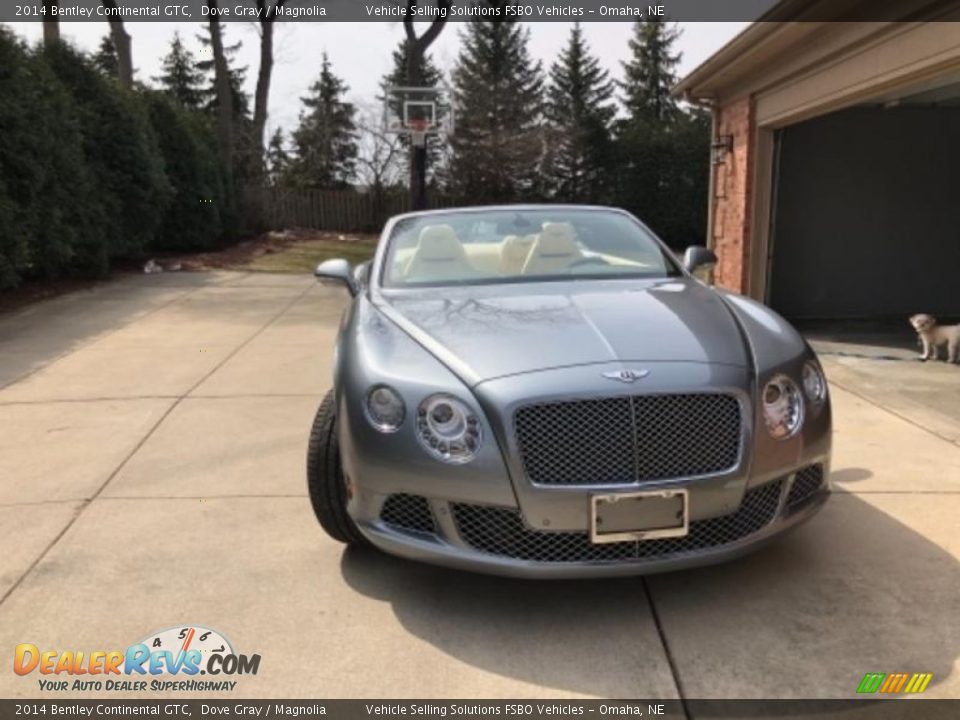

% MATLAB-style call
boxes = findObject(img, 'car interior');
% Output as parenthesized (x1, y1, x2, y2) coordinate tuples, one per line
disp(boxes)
(386, 214, 674, 286)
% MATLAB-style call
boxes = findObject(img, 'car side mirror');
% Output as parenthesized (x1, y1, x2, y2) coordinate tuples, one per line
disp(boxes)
(682, 246, 718, 277)
(315, 258, 359, 297)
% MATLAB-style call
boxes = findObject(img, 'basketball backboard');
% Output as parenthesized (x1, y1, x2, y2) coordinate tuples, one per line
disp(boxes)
(383, 84, 454, 146)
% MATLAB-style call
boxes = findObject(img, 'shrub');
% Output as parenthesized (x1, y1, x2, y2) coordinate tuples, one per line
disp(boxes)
(42, 42, 171, 262)
(143, 91, 226, 252)
(0, 29, 105, 286)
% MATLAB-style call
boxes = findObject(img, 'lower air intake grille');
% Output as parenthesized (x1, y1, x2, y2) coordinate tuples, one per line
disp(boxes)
(452, 479, 783, 564)
(786, 464, 825, 509)
(380, 494, 436, 535)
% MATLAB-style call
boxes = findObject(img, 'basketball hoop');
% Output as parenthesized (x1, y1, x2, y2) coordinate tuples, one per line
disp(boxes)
(382, 84, 454, 146)
(381, 85, 454, 209)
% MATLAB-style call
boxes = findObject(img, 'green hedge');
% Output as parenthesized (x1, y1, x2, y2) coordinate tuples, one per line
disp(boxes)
(0, 28, 231, 290)
(143, 91, 226, 252)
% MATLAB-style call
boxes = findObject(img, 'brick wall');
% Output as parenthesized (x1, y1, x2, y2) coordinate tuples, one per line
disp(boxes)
(710, 95, 755, 294)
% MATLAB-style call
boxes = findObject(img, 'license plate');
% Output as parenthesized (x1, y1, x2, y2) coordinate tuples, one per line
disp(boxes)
(590, 489, 689, 544)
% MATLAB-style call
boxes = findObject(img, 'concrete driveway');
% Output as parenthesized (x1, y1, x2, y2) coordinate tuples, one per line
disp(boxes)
(1, 272, 957, 700)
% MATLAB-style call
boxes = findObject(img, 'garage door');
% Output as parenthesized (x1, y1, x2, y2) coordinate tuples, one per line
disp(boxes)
(767, 104, 960, 319)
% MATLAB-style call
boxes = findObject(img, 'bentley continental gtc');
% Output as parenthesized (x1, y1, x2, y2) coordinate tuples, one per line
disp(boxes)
(307, 206, 831, 577)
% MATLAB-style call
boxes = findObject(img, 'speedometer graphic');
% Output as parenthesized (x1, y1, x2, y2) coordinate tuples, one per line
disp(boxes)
(137, 625, 234, 661)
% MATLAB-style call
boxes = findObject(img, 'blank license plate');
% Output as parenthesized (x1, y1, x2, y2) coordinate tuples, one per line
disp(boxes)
(590, 489, 689, 544)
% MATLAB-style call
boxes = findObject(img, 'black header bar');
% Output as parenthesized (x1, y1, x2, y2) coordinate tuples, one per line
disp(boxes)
(4, 0, 958, 23)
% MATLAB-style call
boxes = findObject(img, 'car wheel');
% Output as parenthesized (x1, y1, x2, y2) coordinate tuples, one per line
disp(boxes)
(306, 390, 369, 546)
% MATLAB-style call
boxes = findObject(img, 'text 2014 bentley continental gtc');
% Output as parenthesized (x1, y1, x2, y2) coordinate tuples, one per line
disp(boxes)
(307, 206, 831, 578)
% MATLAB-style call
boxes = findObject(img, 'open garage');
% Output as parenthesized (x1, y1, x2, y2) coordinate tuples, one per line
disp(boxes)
(675, 3, 960, 320)
(769, 85, 960, 318)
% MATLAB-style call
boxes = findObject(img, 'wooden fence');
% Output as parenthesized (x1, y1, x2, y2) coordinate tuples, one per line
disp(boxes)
(243, 187, 457, 233)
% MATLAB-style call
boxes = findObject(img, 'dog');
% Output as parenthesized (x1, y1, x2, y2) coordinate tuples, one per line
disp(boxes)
(909, 314, 960, 363)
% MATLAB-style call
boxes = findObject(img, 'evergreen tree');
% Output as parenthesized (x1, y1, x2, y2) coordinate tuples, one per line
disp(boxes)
(143, 90, 226, 251)
(614, 21, 709, 249)
(196, 25, 255, 187)
(44, 42, 171, 262)
(657, 108, 710, 248)
(0, 29, 104, 285)
(155, 32, 205, 110)
(196, 26, 251, 121)
(382, 38, 442, 102)
(620, 19, 681, 124)
(546, 23, 615, 203)
(265, 127, 290, 186)
(446, 21, 545, 203)
(288, 54, 358, 190)
(93, 34, 118, 79)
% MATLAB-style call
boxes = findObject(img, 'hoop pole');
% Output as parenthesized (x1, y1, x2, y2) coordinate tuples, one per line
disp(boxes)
(412, 144, 427, 211)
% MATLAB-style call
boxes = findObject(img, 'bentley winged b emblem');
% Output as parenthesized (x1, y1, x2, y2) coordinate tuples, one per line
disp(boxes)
(602, 369, 650, 383)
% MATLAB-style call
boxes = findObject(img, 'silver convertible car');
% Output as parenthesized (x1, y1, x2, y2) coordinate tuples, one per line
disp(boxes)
(308, 205, 831, 578)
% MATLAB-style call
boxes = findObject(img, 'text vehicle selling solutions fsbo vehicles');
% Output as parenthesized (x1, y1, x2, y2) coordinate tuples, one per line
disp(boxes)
(307, 206, 831, 577)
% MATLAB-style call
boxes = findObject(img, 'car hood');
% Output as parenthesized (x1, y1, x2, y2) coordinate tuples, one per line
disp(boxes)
(377, 278, 749, 385)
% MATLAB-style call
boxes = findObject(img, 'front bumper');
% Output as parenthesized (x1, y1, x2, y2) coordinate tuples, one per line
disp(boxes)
(351, 463, 830, 578)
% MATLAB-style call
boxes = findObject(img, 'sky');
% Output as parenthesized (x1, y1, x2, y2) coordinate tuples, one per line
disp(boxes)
(7, 21, 747, 136)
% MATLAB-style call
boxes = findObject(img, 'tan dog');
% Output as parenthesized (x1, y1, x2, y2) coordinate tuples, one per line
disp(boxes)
(909, 314, 960, 363)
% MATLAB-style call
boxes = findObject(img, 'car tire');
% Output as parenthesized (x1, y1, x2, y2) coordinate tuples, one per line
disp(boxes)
(307, 390, 369, 546)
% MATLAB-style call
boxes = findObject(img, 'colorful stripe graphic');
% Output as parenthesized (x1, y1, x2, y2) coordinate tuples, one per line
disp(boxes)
(857, 672, 932, 694)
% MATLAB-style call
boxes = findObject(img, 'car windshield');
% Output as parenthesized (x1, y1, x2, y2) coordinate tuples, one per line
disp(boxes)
(381, 208, 681, 288)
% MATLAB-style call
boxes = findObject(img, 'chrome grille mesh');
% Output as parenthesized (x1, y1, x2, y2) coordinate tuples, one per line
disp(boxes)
(515, 393, 742, 485)
(786, 464, 824, 509)
(380, 494, 436, 535)
(452, 479, 783, 564)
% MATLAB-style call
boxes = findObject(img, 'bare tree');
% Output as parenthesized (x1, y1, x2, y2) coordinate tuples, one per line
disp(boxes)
(402, 0, 451, 209)
(100, 2, 133, 90)
(252, 0, 289, 181)
(205, 1, 235, 198)
(42, 0, 59, 45)
(355, 103, 404, 197)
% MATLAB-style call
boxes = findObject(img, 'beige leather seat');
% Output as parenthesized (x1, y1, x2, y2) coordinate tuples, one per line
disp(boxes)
(403, 225, 475, 282)
(521, 223, 582, 275)
(499, 234, 537, 275)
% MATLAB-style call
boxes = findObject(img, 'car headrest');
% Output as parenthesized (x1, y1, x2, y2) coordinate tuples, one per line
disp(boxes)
(500, 235, 537, 262)
(414, 225, 467, 262)
(537, 223, 579, 258)
(500, 234, 536, 272)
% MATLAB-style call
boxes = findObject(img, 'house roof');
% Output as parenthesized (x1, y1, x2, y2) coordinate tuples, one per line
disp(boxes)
(672, 0, 941, 101)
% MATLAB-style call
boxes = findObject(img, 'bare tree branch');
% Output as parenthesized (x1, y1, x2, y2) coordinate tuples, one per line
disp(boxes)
(355, 103, 404, 193)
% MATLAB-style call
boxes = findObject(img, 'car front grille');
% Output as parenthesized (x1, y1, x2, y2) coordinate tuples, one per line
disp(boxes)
(380, 494, 436, 535)
(451, 479, 783, 564)
(514, 393, 742, 486)
(786, 464, 825, 509)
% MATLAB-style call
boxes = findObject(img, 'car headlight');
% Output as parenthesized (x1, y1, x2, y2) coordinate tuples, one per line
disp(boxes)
(802, 361, 827, 404)
(416, 394, 482, 464)
(365, 385, 405, 432)
(762, 375, 804, 440)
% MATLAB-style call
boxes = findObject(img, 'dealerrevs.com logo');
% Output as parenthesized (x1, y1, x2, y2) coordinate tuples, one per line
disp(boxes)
(14, 625, 260, 692)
